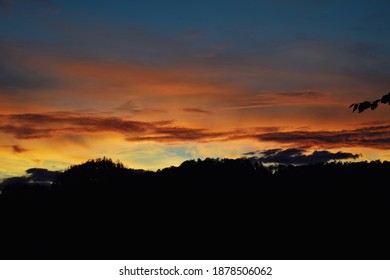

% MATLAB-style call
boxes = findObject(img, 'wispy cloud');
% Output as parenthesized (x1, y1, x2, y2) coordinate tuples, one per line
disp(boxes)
(116, 100, 143, 114)
(11, 144, 28, 153)
(0, 112, 225, 142)
(256, 125, 390, 150)
(223, 91, 335, 110)
(116, 100, 165, 114)
(182, 107, 212, 114)
(126, 127, 226, 143)
(0, 112, 163, 139)
(1, 112, 390, 150)
(0, 124, 52, 139)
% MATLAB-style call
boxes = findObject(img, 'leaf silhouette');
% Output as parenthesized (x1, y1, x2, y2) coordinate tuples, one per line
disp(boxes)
(381, 93, 389, 104)
(358, 101, 371, 113)
(350, 92, 390, 113)
(371, 100, 380, 110)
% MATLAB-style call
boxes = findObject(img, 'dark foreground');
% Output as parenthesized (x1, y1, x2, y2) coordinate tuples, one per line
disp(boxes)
(1, 158, 389, 259)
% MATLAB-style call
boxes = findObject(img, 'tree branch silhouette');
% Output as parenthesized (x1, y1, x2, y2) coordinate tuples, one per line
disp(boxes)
(350, 92, 390, 113)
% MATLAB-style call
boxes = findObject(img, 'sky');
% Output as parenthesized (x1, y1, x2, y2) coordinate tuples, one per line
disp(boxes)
(1, 0, 390, 178)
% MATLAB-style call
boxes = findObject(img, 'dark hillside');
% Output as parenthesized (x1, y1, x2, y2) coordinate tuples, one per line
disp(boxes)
(1, 158, 389, 259)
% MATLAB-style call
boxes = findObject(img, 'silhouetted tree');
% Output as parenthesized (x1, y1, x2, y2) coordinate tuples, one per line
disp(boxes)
(350, 92, 390, 113)
(52, 157, 130, 192)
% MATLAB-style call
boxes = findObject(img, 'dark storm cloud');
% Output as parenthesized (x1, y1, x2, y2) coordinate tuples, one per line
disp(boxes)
(246, 148, 360, 165)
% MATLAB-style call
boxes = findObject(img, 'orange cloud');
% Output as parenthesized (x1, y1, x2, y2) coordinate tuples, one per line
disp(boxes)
(2, 111, 389, 151)
(255, 125, 390, 150)
(0, 112, 165, 139)
(0, 112, 232, 144)
(2, 46, 387, 135)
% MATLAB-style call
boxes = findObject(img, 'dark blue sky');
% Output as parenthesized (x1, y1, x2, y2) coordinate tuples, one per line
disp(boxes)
(2, 0, 390, 62)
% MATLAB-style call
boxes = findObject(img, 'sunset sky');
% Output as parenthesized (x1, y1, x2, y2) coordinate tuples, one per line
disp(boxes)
(1, 0, 390, 179)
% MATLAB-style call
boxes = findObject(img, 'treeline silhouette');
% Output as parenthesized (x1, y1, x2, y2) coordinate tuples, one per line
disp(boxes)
(1, 157, 390, 259)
